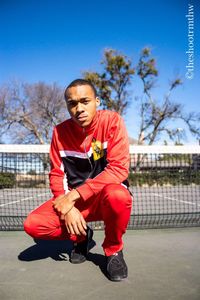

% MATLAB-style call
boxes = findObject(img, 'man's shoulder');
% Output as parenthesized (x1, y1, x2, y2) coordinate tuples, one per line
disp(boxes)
(98, 110, 121, 121)
(54, 119, 72, 132)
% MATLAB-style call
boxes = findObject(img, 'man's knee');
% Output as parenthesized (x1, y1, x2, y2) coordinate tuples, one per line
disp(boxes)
(24, 213, 41, 238)
(101, 184, 132, 212)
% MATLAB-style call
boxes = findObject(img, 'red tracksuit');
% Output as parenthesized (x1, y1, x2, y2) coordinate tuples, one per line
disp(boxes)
(24, 110, 132, 256)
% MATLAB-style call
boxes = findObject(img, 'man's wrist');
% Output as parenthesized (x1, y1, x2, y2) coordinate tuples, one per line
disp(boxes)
(70, 189, 81, 203)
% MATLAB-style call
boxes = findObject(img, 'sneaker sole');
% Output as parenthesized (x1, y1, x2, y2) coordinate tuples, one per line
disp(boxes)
(107, 273, 128, 282)
(70, 256, 87, 264)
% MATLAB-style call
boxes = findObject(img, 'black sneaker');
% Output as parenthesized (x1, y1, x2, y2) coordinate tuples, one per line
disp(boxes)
(106, 250, 128, 281)
(69, 226, 93, 264)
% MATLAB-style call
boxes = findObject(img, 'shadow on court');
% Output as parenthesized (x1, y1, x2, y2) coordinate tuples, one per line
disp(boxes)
(0, 228, 200, 300)
(18, 238, 108, 280)
(18, 239, 107, 273)
(18, 239, 74, 261)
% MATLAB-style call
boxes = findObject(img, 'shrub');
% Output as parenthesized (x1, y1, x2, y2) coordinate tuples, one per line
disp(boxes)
(0, 172, 16, 189)
(128, 170, 200, 186)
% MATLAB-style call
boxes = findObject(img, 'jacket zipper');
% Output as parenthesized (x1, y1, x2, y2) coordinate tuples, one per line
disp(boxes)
(83, 128, 93, 176)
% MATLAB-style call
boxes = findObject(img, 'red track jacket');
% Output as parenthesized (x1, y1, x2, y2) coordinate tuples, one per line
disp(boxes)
(49, 110, 130, 202)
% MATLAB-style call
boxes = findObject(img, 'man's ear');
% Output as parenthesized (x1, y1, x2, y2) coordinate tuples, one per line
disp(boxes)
(96, 97, 100, 107)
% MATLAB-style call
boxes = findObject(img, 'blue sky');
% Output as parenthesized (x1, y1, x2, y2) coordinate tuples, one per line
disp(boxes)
(0, 0, 199, 144)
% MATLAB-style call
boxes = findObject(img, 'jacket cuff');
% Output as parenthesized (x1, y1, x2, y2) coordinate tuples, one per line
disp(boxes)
(76, 183, 94, 201)
(52, 190, 65, 198)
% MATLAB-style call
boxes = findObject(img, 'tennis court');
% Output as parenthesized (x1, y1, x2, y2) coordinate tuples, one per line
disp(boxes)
(0, 144, 200, 229)
(0, 145, 200, 299)
(0, 228, 200, 300)
(0, 185, 200, 228)
(1, 185, 200, 215)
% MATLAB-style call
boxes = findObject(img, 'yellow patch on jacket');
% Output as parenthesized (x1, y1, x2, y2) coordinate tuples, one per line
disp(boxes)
(91, 139, 104, 161)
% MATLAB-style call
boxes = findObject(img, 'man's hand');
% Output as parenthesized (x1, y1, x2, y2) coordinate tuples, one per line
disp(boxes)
(63, 206, 87, 236)
(52, 189, 81, 216)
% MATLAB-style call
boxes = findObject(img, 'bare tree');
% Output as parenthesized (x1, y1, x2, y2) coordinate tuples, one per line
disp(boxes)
(1, 48, 199, 146)
(0, 81, 67, 144)
(136, 48, 200, 145)
(83, 47, 200, 144)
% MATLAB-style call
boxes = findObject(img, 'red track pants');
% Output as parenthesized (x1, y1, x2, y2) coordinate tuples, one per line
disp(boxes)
(24, 184, 132, 256)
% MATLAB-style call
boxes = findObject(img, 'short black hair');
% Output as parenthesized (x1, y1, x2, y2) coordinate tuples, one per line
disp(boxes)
(64, 78, 97, 100)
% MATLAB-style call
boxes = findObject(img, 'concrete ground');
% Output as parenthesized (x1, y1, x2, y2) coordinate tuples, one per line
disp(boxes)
(0, 228, 200, 300)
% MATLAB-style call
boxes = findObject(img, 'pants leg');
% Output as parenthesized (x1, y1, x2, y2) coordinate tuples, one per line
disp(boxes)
(24, 184, 132, 255)
(24, 198, 85, 243)
(98, 184, 132, 256)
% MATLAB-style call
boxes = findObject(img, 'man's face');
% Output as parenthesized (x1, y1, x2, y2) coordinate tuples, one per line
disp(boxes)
(65, 85, 100, 128)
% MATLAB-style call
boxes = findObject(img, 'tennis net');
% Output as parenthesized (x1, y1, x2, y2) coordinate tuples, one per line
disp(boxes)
(0, 144, 200, 230)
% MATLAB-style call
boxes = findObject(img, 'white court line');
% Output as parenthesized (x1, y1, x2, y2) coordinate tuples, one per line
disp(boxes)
(153, 193, 200, 207)
(0, 193, 49, 208)
(0, 189, 48, 198)
(0, 190, 31, 198)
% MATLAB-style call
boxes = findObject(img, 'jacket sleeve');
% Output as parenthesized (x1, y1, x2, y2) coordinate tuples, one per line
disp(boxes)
(49, 127, 69, 197)
(76, 113, 130, 201)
